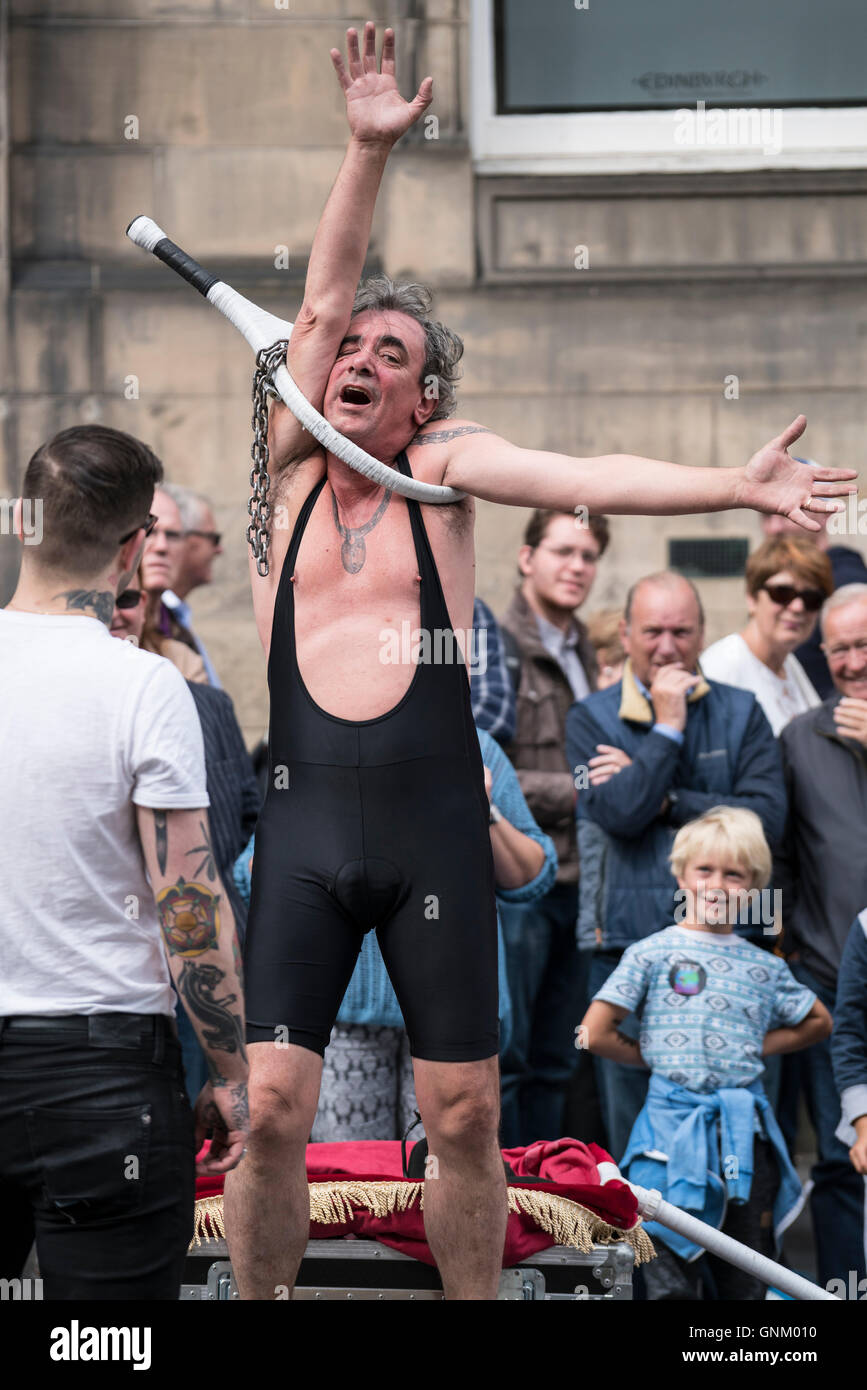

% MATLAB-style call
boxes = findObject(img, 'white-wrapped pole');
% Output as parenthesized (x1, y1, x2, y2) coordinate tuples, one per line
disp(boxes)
(632, 1184, 839, 1302)
(126, 215, 464, 505)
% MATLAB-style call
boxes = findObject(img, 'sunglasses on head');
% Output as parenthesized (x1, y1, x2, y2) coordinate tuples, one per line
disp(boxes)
(118, 513, 158, 546)
(116, 589, 144, 610)
(761, 583, 825, 613)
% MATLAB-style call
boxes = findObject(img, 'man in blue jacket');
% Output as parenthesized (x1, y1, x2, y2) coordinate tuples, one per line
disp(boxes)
(566, 571, 786, 1158)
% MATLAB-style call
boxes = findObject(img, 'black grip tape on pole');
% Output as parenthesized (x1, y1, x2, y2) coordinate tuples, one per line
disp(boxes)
(151, 236, 219, 298)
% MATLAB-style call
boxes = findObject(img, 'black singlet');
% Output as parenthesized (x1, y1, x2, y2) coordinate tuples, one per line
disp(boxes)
(243, 451, 499, 1061)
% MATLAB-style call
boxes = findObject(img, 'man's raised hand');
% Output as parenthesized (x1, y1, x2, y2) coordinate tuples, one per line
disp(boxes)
(649, 664, 696, 733)
(330, 22, 433, 148)
(833, 696, 867, 748)
(739, 415, 857, 531)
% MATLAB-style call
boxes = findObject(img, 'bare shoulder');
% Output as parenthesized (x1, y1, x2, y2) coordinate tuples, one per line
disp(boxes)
(399, 424, 478, 537)
(407, 420, 495, 513)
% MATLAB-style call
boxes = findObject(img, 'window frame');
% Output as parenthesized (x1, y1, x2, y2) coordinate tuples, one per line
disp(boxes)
(471, 0, 867, 176)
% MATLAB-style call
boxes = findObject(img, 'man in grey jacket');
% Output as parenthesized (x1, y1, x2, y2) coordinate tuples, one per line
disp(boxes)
(774, 583, 867, 1291)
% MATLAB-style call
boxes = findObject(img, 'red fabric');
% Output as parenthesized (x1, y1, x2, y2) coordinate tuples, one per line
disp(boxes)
(195, 1138, 639, 1267)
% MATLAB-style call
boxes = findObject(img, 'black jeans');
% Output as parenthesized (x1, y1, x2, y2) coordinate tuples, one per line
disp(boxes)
(0, 1013, 195, 1300)
(499, 881, 582, 1148)
(778, 961, 867, 1290)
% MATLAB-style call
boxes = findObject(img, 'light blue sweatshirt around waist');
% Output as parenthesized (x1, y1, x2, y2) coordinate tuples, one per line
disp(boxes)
(620, 1072, 803, 1261)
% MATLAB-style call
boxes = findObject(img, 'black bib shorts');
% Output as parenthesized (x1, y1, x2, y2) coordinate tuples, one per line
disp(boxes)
(243, 451, 499, 1063)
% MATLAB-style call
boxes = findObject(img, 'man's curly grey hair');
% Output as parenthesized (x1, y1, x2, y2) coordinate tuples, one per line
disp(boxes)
(351, 275, 464, 422)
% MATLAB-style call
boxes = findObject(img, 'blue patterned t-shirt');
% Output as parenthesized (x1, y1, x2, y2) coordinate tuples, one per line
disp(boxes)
(593, 925, 815, 1093)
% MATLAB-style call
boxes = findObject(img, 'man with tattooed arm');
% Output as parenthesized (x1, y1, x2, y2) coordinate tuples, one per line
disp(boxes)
(0, 424, 249, 1299)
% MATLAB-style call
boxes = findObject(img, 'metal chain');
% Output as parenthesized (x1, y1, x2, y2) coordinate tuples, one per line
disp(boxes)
(247, 339, 289, 578)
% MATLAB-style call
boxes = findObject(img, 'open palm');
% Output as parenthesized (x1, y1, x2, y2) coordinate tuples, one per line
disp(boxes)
(331, 22, 433, 146)
(741, 415, 857, 529)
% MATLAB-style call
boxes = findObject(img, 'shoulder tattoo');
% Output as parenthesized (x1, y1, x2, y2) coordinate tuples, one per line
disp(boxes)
(411, 426, 493, 447)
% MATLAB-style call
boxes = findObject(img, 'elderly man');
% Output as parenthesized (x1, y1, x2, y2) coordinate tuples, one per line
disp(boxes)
(225, 23, 853, 1302)
(774, 583, 867, 1291)
(565, 571, 787, 1159)
(160, 484, 224, 689)
(138, 486, 207, 678)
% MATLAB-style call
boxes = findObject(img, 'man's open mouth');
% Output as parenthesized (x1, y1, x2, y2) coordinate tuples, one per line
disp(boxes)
(339, 384, 373, 406)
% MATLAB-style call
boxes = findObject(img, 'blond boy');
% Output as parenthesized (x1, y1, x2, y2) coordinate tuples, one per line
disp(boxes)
(581, 806, 831, 1300)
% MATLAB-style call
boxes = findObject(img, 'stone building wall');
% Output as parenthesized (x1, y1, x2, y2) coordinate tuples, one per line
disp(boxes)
(2, 0, 865, 744)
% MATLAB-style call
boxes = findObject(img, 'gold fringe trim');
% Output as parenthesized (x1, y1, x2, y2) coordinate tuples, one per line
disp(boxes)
(192, 1182, 655, 1265)
(308, 1179, 423, 1227)
(192, 1195, 227, 1245)
(505, 1186, 656, 1266)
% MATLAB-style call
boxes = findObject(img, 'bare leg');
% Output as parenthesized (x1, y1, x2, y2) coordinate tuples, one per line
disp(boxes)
(223, 1042, 322, 1300)
(413, 1055, 507, 1300)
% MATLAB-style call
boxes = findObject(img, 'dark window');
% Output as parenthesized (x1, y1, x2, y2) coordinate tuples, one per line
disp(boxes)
(668, 538, 750, 579)
(495, 0, 867, 114)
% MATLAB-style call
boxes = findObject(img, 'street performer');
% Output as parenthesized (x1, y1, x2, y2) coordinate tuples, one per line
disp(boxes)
(224, 21, 856, 1301)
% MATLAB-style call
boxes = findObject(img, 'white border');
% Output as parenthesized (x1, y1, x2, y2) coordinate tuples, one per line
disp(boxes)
(470, 0, 867, 175)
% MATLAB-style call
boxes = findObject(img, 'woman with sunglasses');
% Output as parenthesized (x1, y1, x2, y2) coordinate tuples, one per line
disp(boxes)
(700, 537, 833, 736)
(110, 563, 207, 684)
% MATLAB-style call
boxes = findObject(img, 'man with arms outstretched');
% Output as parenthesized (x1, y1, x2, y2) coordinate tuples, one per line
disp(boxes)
(225, 22, 855, 1301)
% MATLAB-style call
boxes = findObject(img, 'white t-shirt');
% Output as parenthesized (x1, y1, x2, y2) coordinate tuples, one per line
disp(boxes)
(700, 631, 821, 737)
(0, 611, 209, 1016)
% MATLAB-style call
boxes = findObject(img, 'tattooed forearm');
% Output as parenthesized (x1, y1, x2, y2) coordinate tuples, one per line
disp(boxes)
(177, 958, 247, 1063)
(200, 1083, 249, 1131)
(156, 878, 247, 1077)
(232, 934, 245, 992)
(411, 426, 493, 446)
(186, 819, 216, 881)
(154, 811, 168, 876)
(157, 877, 220, 955)
(55, 589, 115, 625)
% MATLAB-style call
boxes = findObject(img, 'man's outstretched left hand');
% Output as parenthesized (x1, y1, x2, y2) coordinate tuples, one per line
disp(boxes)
(739, 415, 857, 530)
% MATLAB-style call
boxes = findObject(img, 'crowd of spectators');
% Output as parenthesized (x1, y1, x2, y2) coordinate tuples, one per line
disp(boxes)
(502, 494, 867, 1298)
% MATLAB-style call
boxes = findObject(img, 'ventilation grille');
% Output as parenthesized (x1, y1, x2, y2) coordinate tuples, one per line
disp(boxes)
(668, 538, 749, 578)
